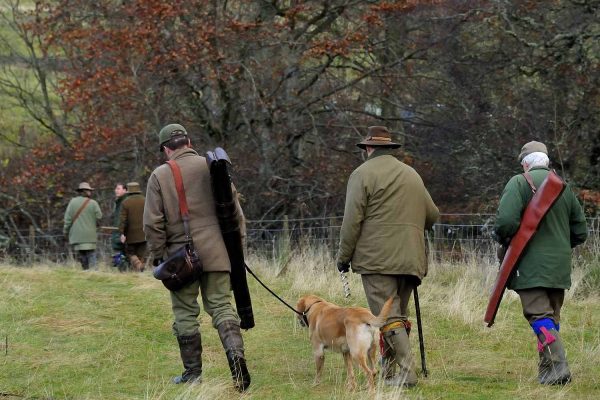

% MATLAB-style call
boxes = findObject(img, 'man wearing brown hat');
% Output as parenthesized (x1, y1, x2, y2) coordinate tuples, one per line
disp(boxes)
(337, 126, 439, 387)
(494, 140, 587, 385)
(63, 182, 103, 270)
(143, 123, 250, 391)
(119, 182, 147, 272)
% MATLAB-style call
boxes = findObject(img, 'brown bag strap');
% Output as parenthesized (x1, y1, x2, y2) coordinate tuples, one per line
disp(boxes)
(522, 172, 537, 194)
(166, 160, 192, 240)
(71, 198, 91, 226)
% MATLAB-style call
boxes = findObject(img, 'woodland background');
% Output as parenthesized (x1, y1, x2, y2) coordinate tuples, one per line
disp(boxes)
(0, 0, 599, 248)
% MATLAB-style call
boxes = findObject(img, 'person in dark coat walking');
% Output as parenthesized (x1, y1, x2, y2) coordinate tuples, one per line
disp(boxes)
(494, 141, 587, 385)
(119, 182, 147, 272)
(111, 182, 129, 270)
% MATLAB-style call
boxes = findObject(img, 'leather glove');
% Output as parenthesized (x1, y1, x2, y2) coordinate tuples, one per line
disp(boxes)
(337, 261, 350, 273)
(152, 258, 163, 267)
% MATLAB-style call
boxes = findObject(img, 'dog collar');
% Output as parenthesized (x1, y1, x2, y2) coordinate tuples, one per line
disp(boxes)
(302, 300, 322, 326)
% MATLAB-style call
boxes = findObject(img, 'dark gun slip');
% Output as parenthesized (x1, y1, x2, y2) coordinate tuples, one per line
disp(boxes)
(207, 147, 255, 330)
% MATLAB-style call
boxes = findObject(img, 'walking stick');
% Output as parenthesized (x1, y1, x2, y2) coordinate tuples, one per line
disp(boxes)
(413, 286, 428, 377)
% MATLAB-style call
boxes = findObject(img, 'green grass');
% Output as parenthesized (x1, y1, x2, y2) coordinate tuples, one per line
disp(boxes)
(0, 253, 599, 400)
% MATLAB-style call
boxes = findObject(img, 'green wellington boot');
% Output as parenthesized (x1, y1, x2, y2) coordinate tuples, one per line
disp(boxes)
(537, 327, 571, 385)
(383, 327, 418, 387)
(172, 333, 202, 384)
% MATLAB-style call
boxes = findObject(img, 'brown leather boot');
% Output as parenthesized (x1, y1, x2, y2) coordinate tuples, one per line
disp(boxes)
(172, 333, 202, 384)
(217, 320, 251, 392)
(129, 255, 144, 272)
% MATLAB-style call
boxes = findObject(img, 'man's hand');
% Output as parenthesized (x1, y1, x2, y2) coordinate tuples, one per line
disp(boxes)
(337, 261, 350, 273)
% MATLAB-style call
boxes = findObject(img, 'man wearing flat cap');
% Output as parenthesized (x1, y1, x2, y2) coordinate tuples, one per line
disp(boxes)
(494, 140, 587, 385)
(143, 123, 250, 391)
(63, 182, 103, 270)
(336, 126, 439, 387)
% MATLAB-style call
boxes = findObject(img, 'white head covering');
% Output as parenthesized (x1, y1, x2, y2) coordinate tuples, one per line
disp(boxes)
(521, 151, 549, 170)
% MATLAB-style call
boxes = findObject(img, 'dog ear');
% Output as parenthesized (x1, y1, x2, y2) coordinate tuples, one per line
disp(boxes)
(296, 297, 306, 312)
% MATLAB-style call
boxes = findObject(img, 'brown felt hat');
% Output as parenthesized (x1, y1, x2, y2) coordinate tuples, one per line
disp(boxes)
(356, 126, 401, 149)
(126, 182, 141, 194)
(518, 141, 548, 162)
(77, 182, 94, 191)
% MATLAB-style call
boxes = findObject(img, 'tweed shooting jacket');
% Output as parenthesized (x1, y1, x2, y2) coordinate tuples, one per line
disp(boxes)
(143, 147, 245, 272)
(337, 148, 439, 280)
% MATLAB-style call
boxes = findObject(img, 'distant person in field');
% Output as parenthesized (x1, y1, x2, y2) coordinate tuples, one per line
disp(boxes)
(111, 182, 129, 271)
(63, 182, 103, 270)
(143, 123, 250, 391)
(336, 126, 439, 388)
(119, 182, 147, 272)
(494, 141, 587, 385)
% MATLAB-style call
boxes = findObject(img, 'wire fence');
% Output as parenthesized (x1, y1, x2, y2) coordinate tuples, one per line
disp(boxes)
(0, 215, 598, 265)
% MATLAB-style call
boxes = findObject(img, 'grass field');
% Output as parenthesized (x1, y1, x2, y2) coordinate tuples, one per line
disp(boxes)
(0, 250, 599, 400)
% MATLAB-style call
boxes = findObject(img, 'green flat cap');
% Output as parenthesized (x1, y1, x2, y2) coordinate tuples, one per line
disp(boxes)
(518, 141, 547, 162)
(158, 123, 188, 152)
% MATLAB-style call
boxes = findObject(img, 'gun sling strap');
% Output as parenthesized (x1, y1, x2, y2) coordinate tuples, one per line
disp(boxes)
(70, 197, 91, 230)
(166, 160, 192, 242)
(484, 170, 566, 327)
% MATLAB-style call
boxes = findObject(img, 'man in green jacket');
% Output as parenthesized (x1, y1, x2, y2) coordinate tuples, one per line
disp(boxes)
(119, 182, 147, 272)
(337, 126, 439, 387)
(494, 141, 587, 385)
(143, 123, 250, 391)
(63, 182, 103, 270)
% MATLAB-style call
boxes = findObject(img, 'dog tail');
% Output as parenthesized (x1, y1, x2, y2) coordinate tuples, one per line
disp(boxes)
(370, 297, 394, 328)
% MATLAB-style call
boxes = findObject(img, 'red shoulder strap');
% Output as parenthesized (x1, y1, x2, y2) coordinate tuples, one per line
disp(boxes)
(166, 160, 189, 218)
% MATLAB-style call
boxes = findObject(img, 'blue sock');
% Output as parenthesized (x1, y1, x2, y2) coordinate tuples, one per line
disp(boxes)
(531, 318, 556, 336)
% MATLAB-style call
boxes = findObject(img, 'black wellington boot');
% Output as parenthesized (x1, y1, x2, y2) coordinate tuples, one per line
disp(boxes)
(172, 333, 202, 384)
(217, 320, 251, 392)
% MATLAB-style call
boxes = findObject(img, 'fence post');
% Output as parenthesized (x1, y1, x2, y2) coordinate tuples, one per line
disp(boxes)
(329, 219, 335, 259)
(29, 225, 35, 265)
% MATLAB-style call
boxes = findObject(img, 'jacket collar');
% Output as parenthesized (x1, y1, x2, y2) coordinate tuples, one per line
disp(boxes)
(168, 147, 199, 161)
(528, 166, 549, 172)
(367, 147, 396, 161)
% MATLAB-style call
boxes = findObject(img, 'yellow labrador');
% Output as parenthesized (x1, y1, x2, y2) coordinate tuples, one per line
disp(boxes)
(296, 294, 393, 390)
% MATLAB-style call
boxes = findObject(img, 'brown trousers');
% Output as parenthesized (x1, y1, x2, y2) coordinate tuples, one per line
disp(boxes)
(361, 274, 417, 325)
(516, 287, 565, 324)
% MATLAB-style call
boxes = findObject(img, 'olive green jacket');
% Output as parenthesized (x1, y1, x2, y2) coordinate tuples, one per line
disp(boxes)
(63, 196, 103, 246)
(337, 149, 439, 279)
(119, 192, 146, 244)
(143, 147, 245, 272)
(494, 167, 588, 290)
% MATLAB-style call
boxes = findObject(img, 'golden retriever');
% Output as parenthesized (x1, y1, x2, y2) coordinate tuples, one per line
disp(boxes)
(296, 294, 393, 391)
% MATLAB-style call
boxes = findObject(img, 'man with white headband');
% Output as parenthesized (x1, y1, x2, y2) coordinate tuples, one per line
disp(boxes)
(494, 140, 587, 385)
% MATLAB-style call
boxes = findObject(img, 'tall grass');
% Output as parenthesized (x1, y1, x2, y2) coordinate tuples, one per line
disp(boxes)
(0, 244, 598, 399)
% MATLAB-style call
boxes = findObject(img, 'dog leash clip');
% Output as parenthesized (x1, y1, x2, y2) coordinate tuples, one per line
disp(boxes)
(339, 271, 351, 298)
